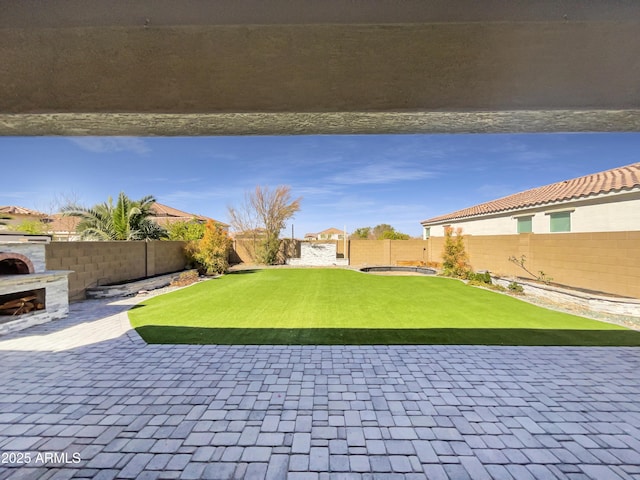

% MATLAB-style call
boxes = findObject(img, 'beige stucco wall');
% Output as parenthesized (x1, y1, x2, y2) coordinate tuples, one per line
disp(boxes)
(424, 191, 640, 237)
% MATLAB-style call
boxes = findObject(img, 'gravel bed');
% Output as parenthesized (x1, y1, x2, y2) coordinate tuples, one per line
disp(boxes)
(510, 290, 640, 331)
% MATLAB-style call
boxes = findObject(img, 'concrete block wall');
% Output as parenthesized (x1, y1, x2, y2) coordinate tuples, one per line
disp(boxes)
(430, 232, 640, 299)
(147, 240, 188, 276)
(526, 232, 640, 299)
(464, 235, 522, 275)
(348, 239, 429, 266)
(226, 233, 640, 298)
(46, 241, 187, 301)
(346, 233, 639, 298)
(348, 240, 386, 265)
(388, 239, 430, 265)
(231, 239, 256, 264)
(232, 238, 299, 265)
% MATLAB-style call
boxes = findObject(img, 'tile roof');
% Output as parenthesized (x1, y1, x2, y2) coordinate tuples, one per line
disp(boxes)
(422, 162, 640, 224)
(44, 214, 80, 233)
(318, 227, 344, 235)
(150, 202, 229, 227)
(0, 206, 46, 217)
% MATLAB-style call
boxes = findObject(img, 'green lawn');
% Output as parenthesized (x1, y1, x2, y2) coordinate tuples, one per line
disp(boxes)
(128, 268, 640, 346)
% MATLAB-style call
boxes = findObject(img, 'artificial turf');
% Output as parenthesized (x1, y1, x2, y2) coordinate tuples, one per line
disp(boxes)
(128, 268, 640, 346)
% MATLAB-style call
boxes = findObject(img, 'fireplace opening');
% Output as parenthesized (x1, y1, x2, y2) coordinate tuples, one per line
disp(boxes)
(0, 288, 46, 318)
(0, 253, 35, 275)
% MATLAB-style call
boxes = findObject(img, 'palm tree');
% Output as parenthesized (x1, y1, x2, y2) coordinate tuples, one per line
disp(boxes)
(63, 192, 168, 240)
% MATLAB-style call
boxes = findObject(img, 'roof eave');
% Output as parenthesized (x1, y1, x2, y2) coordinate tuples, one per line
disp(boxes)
(421, 187, 640, 225)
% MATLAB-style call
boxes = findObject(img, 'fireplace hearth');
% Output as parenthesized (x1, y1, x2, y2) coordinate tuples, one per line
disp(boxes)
(0, 288, 46, 316)
(0, 232, 71, 335)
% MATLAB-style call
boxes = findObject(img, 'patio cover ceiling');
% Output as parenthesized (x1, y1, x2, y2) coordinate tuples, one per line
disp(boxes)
(1, 0, 639, 136)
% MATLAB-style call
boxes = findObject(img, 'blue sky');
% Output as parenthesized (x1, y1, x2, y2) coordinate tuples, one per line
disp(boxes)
(1, 133, 638, 237)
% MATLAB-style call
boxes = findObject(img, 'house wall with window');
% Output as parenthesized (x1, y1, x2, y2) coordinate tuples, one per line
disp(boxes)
(423, 191, 640, 237)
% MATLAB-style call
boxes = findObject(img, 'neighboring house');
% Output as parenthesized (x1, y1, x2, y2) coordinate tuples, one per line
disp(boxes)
(43, 214, 81, 241)
(421, 162, 640, 238)
(149, 202, 229, 230)
(1, 203, 227, 240)
(314, 228, 346, 241)
(0, 206, 47, 230)
(232, 228, 267, 240)
(0, 206, 80, 240)
(48, 202, 228, 240)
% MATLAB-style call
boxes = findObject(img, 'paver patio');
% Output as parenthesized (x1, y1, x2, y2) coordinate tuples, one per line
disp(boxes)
(0, 295, 639, 479)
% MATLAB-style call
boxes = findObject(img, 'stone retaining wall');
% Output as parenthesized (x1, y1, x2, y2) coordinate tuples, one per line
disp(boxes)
(494, 277, 640, 318)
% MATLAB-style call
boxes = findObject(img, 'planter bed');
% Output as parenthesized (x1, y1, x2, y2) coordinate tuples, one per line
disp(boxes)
(86, 270, 197, 299)
(494, 276, 640, 318)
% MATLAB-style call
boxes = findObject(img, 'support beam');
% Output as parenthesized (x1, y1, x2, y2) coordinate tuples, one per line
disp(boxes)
(1, 1, 639, 135)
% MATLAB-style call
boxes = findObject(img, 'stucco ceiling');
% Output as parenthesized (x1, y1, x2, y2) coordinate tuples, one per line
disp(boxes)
(2, 0, 639, 135)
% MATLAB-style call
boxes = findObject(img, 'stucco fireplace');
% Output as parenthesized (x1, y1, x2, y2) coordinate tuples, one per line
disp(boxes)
(0, 232, 71, 335)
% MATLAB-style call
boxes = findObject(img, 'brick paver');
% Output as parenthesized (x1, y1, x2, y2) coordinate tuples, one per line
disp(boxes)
(0, 295, 639, 479)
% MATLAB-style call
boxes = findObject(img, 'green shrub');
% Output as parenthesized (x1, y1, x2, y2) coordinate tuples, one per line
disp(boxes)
(508, 282, 524, 294)
(442, 227, 471, 278)
(16, 220, 45, 234)
(257, 233, 281, 265)
(468, 271, 492, 284)
(168, 220, 206, 241)
(185, 220, 232, 275)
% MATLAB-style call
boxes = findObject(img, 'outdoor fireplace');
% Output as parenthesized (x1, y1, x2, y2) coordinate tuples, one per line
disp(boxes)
(0, 232, 71, 335)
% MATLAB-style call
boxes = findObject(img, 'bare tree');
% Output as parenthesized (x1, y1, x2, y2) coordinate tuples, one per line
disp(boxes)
(228, 185, 301, 264)
(39, 191, 85, 241)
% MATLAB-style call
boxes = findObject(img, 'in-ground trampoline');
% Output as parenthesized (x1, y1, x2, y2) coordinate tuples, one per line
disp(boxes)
(359, 266, 437, 275)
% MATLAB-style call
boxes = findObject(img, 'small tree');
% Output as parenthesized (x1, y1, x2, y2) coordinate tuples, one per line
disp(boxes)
(442, 226, 471, 278)
(228, 185, 301, 265)
(353, 225, 410, 240)
(63, 192, 167, 240)
(167, 220, 206, 241)
(16, 220, 45, 234)
(381, 230, 410, 240)
(508, 255, 554, 285)
(351, 227, 371, 239)
(185, 220, 232, 275)
(372, 223, 394, 240)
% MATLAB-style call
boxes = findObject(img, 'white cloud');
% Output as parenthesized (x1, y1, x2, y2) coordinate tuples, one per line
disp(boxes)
(159, 186, 251, 205)
(329, 162, 436, 185)
(316, 196, 377, 211)
(68, 137, 150, 155)
(160, 190, 227, 202)
(0, 191, 35, 200)
(292, 185, 340, 197)
(144, 177, 202, 185)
